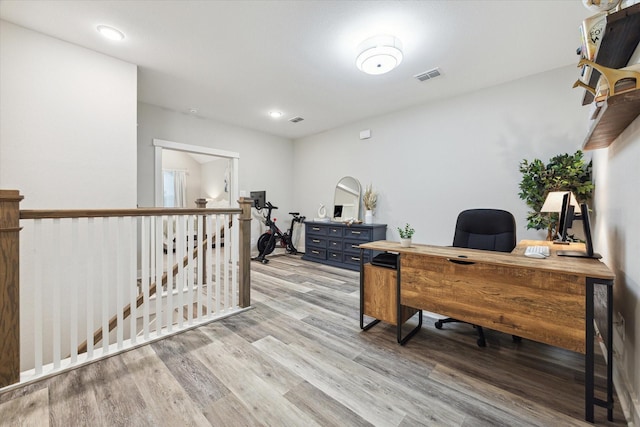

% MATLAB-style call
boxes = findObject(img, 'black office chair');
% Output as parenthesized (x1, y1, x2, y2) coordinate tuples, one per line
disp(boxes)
(434, 209, 517, 347)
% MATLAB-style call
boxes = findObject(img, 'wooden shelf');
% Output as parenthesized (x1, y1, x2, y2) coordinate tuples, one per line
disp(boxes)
(580, 3, 640, 150)
(581, 3, 640, 105)
(583, 89, 640, 150)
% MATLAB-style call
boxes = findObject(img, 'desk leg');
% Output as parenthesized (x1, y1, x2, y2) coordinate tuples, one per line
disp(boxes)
(585, 277, 615, 423)
(360, 248, 380, 330)
(607, 284, 614, 421)
(586, 278, 594, 423)
(396, 255, 422, 345)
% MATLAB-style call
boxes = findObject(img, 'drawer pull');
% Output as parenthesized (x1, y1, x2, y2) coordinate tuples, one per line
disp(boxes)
(351, 257, 361, 261)
(331, 253, 338, 258)
(350, 231, 361, 235)
(351, 244, 359, 249)
(312, 250, 320, 254)
(313, 239, 320, 243)
(331, 242, 338, 246)
(448, 258, 475, 266)
(312, 227, 320, 231)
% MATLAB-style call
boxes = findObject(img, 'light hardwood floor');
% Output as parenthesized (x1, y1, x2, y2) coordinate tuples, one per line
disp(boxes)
(0, 255, 627, 426)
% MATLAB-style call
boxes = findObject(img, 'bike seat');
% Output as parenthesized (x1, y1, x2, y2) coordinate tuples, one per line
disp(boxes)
(289, 212, 300, 216)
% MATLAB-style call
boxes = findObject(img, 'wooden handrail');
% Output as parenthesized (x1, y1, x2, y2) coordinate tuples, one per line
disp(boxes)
(20, 207, 241, 220)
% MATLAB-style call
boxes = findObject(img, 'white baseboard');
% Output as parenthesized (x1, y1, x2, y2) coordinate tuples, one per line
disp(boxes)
(612, 348, 638, 426)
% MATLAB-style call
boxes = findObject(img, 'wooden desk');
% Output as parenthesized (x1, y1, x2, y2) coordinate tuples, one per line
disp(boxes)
(359, 239, 614, 423)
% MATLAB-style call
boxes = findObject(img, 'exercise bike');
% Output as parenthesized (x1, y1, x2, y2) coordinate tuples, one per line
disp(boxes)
(253, 201, 305, 264)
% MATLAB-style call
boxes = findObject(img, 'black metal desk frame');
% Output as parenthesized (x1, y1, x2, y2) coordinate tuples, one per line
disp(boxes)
(360, 249, 615, 423)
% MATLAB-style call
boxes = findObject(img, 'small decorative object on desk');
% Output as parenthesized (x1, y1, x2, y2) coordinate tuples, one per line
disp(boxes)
(363, 183, 377, 224)
(397, 223, 415, 248)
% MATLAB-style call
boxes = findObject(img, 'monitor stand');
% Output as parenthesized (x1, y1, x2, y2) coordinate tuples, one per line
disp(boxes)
(557, 250, 602, 259)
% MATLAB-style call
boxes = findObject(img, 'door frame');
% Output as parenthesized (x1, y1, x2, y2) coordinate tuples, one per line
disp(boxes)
(152, 139, 240, 208)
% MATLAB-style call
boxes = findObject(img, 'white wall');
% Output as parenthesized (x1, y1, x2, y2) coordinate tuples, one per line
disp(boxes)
(293, 65, 588, 245)
(0, 21, 137, 209)
(0, 20, 137, 371)
(137, 102, 295, 245)
(592, 108, 640, 425)
(201, 158, 230, 205)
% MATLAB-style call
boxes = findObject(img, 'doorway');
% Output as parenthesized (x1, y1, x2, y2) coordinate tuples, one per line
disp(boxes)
(153, 139, 240, 208)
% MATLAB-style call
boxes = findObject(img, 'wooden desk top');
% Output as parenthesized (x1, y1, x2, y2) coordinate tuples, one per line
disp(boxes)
(359, 239, 614, 281)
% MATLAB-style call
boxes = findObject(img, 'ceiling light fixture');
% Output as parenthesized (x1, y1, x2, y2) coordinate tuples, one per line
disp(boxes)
(97, 25, 125, 41)
(356, 35, 403, 75)
(269, 111, 283, 119)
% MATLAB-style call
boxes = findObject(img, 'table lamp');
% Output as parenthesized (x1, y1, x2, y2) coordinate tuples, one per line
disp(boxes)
(540, 191, 579, 241)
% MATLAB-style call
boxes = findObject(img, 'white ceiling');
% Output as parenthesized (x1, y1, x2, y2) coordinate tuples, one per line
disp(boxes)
(0, 0, 592, 140)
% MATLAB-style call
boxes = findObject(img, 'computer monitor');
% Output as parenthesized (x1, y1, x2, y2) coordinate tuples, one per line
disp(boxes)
(557, 203, 601, 259)
(556, 192, 574, 243)
(249, 191, 266, 209)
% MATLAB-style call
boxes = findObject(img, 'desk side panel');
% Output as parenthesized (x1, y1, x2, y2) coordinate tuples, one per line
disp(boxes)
(401, 254, 586, 353)
(363, 264, 417, 326)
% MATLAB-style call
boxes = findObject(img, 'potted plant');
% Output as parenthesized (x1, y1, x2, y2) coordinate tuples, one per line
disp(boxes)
(363, 183, 377, 224)
(397, 223, 415, 247)
(518, 150, 594, 240)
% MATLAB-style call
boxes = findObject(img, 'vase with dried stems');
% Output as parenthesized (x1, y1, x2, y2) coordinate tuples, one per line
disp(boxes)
(363, 184, 377, 224)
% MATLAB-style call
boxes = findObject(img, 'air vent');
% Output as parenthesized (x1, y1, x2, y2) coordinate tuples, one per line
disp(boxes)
(289, 116, 304, 123)
(414, 67, 441, 82)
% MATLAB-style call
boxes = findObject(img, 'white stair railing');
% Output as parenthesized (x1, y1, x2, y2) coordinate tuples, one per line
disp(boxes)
(14, 207, 246, 386)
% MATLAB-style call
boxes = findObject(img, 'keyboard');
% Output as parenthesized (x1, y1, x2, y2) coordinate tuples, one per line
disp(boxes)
(524, 245, 550, 258)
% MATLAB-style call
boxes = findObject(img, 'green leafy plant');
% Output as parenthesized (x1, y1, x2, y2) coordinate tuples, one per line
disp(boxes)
(518, 150, 594, 237)
(397, 223, 415, 239)
(363, 183, 377, 210)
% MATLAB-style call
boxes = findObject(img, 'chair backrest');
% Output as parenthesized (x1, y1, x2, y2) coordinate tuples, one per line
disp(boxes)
(452, 209, 516, 253)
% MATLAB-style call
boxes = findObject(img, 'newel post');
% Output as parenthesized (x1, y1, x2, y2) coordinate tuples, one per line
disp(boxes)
(238, 197, 252, 308)
(0, 190, 23, 388)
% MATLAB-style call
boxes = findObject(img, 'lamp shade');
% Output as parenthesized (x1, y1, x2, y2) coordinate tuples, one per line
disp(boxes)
(540, 191, 579, 212)
(356, 35, 403, 75)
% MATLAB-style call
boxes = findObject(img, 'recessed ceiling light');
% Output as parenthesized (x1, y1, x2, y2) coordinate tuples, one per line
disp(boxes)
(97, 25, 125, 41)
(356, 35, 403, 75)
(189, 108, 198, 114)
(269, 111, 283, 119)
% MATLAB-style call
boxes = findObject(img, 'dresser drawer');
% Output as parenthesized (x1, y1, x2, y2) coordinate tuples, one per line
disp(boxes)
(328, 250, 342, 263)
(307, 224, 328, 236)
(328, 238, 341, 251)
(343, 228, 371, 241)
(328, 226, 343, 238)
(306, 247, 327, 260)
(343, 252, 369, 267)
(306, 235, 327, 249)
(343, 239, 364, 254)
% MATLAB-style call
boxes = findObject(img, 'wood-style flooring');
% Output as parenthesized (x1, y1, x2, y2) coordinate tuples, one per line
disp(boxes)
(0, 255, 627, 426)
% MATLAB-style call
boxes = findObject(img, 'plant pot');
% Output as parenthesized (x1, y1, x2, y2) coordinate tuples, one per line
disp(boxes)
(400, 238, 411, 248)
(364, 210, 374, 224)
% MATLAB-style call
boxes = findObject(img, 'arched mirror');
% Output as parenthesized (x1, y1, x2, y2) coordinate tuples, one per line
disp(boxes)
(333, 176, 361, 221)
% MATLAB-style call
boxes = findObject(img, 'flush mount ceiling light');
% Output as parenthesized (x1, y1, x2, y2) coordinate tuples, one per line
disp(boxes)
(97, 25, 125, 41)
(356, 35, 403, 75)
(269, 111, 283, 119)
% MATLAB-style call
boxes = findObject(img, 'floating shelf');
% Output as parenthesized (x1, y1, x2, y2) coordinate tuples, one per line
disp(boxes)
(583, 89, 640, 150)
(581, 3, 640, 106)
(579, 3, 640, 150)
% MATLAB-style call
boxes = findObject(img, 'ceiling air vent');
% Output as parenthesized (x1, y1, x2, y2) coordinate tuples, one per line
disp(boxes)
(414, 67, 441, 82)
(289, 116, 304, 123)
